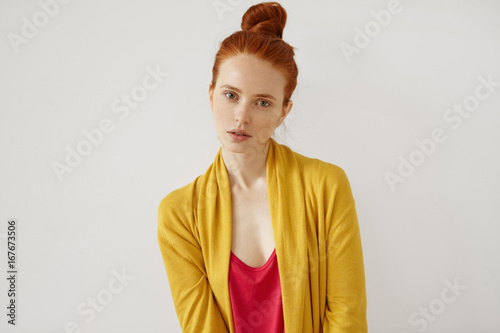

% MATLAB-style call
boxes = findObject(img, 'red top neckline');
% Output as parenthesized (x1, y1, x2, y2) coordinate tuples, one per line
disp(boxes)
(230, 248, 276, 272)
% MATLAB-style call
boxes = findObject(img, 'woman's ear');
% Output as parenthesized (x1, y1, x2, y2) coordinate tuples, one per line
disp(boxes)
(277, 100, 293, 127)
(208, 83, 214, 111)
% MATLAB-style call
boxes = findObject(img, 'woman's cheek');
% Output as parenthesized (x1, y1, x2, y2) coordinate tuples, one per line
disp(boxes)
(216, 99, 230, 113)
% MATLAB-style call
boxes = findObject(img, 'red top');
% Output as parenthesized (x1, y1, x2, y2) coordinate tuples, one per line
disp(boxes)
(229, 248, 285, 333)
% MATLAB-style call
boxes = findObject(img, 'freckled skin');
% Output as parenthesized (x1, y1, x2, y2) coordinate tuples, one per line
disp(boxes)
(208, 53, 293, 163)
(208, 53, 294, 265)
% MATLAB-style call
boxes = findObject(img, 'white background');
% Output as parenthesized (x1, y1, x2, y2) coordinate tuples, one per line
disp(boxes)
(1, 0, 499, 332)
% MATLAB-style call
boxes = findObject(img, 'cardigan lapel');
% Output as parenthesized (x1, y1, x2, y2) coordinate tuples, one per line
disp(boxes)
(207, 138, 308, 333)
(267, 138, 308, 332)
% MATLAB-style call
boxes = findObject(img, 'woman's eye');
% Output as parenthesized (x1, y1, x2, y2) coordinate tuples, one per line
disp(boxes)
(224, 92, 270, 107)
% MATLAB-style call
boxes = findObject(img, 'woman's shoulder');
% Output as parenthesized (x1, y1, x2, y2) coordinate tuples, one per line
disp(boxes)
(289, 147, 350, 185)
(289, 149, 356, 211)
(158, 177, 199, 218)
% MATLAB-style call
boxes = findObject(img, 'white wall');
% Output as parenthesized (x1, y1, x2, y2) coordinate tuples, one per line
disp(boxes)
(1, 0, 499, 332)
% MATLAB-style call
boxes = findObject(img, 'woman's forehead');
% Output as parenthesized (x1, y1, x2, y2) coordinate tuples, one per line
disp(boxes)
(217, 55, 286, 95)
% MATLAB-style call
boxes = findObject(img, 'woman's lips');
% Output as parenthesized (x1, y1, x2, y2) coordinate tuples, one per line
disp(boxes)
(228, 129, 251, 136)
(228, 132, 251, 141)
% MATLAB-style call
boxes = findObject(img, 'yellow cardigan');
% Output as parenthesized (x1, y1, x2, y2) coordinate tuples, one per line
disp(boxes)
(157, 138, 367, 332)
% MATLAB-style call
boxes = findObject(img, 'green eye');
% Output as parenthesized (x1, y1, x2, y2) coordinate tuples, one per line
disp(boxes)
(259, 100, 271, 107)
(225, 92, 236, 99)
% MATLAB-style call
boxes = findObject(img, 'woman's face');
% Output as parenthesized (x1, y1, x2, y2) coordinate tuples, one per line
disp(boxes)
(209, 53, 292, 155)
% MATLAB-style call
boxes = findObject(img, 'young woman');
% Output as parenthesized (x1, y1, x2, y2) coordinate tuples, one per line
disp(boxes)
(158, 2, 367, 332)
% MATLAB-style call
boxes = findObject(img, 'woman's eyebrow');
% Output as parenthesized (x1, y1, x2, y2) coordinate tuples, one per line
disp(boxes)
(220, 84, 277, 101)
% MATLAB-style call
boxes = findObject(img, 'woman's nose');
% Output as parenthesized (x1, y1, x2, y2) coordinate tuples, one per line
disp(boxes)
(235, 101, 251, 123)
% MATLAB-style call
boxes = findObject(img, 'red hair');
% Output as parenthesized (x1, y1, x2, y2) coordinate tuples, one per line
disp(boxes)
(210, 2, 298, 108)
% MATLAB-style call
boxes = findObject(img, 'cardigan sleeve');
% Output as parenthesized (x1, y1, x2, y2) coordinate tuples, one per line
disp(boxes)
(157, 192, 229, 333)
(322, 167, 368, 332)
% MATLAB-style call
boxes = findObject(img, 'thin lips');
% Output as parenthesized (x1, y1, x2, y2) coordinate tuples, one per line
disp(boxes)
(228, 129, 251, 136)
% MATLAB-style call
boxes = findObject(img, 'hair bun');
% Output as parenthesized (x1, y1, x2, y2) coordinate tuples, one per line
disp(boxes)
(241, 2, 287, 39)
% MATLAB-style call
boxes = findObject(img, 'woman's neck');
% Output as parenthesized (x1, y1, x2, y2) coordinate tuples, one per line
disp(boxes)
(221, 140, 270, 190)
